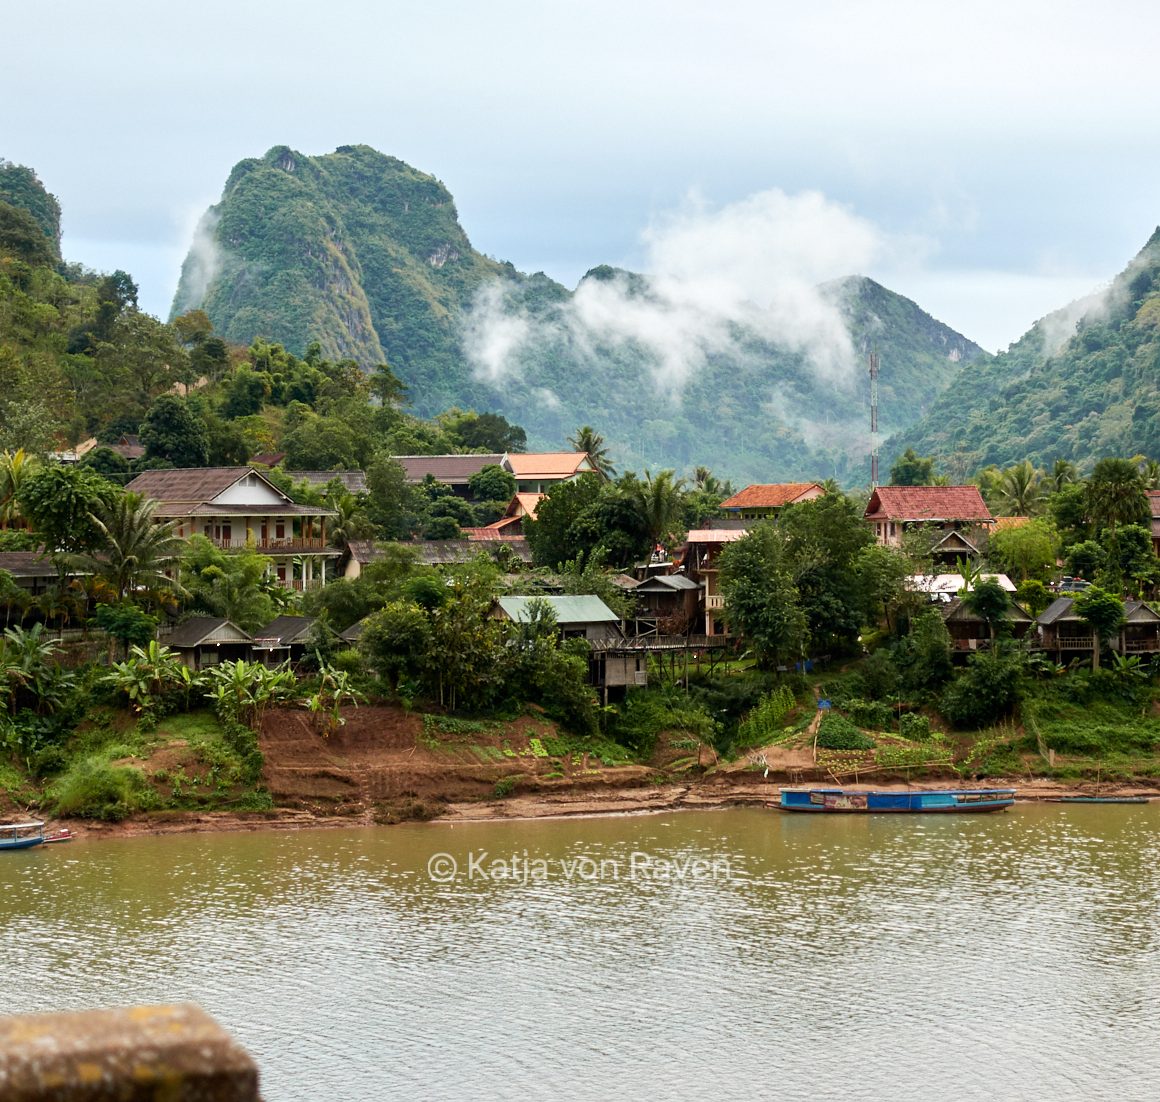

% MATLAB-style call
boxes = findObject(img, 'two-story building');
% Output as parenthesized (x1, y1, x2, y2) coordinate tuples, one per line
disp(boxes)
(126, 467, 340, 591)
(679, 526, 748, 635)
(718, 482, 825, 521)
(864, 485, 993, 548)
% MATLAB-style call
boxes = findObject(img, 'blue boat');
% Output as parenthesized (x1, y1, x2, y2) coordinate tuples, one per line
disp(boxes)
(778, 788, 1016, 813)
(0, 820, 46, 850)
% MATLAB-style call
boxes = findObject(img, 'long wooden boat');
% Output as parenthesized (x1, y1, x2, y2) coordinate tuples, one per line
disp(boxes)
(0, 820, 46, 850)
(778, 788, 1016, 813)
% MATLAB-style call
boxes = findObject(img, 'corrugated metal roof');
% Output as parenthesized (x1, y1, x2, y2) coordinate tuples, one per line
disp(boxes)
(497, 595, 619, 624)
(163, 617, 252, 648)
(253, 616, 319, 645)
(719, 483, 824, 510)
(1038, 596, 1077, 624)
(864, 485, 992, 523)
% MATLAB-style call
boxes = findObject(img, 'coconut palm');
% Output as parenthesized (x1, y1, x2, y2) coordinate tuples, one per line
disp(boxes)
(568, 425, 616, 478)
(72, 492, 187, 603)
(632, 469, 688, 551)
(1086, 457, 1148, 536)
(0, 449, 41, 529)
(996, 460, 1042, 516)
(1046, 459, 1077, 494)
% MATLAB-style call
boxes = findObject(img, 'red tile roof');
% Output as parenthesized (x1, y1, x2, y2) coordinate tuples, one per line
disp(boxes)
(864, 486, 992, 523)
(719, 483, 825, 510)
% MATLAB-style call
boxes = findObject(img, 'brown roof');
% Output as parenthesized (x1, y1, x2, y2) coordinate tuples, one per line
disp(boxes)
(126, 467, 284, 505)
(394, 455, 508, 485)
(1148, 490, 1160, 518)
(506, 452, 594, 479)
(719, 483, 825, 510)
(0, 551, 57, 578)
(864, 486, 993, 523)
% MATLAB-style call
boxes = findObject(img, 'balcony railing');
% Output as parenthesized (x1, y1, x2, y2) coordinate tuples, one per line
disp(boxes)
(211, 537, 332, 553)
(705, 594, 726, 610)
(1123, 638, 1160, 652)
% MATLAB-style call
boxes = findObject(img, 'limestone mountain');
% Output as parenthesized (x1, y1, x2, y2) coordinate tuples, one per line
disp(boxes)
(0, 159, 62, 264)
(173, 144, 982, 482)
(887, 229, 1160, 478)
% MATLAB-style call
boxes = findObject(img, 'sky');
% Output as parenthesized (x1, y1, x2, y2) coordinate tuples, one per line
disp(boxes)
(5, 0, 1160, 353)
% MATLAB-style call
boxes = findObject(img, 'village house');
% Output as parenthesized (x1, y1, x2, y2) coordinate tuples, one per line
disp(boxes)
(1037, 596, 1160, 662)
(718, 482, 825, 521)
(1148, 490, 1160, 556)
(250, 615, 332, 666)
(863, 485, 993, 548)
(492, 595, 623, 644)
(160, 616, 253, 670)
(341, 537, 532, 579)
(908, 573, 1017, 603)
(626, 573, 700, 636)
(394, 454, 510, 497)
(678, 525, 748, 636)
(939, 596, 1035, 653)
(284, 470, 368, 495)
(505, 452, 600, 494)
(125, 467, 340, 591)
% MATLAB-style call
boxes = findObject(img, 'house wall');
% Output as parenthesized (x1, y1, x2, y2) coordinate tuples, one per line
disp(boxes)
(212, 475, 289, 507)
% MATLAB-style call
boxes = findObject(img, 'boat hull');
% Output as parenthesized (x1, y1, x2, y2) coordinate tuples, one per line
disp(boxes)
(778, 788, 1016, 813)
(0, 836, 45, 850)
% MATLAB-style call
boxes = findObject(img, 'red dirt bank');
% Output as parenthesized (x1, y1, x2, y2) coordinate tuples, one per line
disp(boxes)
(52, 705, 1160, 840)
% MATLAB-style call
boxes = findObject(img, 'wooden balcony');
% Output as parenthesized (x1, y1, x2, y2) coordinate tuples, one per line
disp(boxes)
(705, 593, 726, 610)
(1122, 638, 1160, 653)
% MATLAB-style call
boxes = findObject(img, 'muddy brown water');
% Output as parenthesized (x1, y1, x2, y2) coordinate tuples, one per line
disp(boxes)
(3, 805, 1159, 1100)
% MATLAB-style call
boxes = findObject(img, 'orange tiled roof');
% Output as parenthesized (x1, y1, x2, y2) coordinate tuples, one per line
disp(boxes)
(864, 485, 992, 523)
(506, 452, 594, 479)
(993, 515, 1031, 530)
(719, 483, 824, 510)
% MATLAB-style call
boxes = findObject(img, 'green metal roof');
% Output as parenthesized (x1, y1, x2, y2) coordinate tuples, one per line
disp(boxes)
(497, 595, 619, 624)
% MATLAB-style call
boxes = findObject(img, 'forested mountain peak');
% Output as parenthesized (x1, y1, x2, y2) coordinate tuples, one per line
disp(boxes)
(0, 159, 62, 264)
(173, 144, 984, 482)
(886, 228, 1160, 478)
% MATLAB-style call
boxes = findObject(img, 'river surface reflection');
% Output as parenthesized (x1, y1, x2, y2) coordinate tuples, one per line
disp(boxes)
(2, 805, 1158, 1100)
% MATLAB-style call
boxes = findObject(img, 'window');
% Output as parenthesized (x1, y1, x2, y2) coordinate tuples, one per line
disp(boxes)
(275, 520, 285, 540)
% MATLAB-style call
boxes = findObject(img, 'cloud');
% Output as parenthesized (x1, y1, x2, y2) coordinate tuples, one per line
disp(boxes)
(463, 187, 889, 392)
(172, 208, 222, 313)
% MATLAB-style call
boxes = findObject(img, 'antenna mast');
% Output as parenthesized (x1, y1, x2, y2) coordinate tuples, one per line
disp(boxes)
(869, 350, 880, 487)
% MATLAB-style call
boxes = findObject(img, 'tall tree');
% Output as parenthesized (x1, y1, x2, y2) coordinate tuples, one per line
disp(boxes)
(16, 465, 113, 554)
(719, 523, 809, 669)
(1074, 585, 1125, 670)
(140, 394, 210, 468)
(996, 460, 1042, 516)
(889, 448, 937, 486)
(1086, 457, 1148, 536)
(629, 470, 687, 551)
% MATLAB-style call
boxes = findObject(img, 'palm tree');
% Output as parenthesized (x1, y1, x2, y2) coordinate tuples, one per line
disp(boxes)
(632, 470, 687, 551)
(1086, 457, 1148, 536)
(996, 460, 1042, 516)
(1046, 459, 1077, 494)
(568, 426, 616, 478)
(72, 492, 187, 603)
(0, 449, 41, 529)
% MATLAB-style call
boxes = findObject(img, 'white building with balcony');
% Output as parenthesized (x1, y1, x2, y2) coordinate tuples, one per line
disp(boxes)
(125, 467, 340, 590)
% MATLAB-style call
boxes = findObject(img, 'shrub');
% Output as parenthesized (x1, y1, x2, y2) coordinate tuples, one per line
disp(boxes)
(51, 758, 158, 821)
(899, 713, 932, 741)
(846, 698, 894, 731)
(816, 713, 876, 750)
(493, 775, 520, 798)
(855, 649, 899, 701)
(735, 684, 797, 750)
(939, 649, 1025, 729)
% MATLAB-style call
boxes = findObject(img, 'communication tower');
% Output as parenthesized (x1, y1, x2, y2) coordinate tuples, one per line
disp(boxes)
(869, 350, 880, 487)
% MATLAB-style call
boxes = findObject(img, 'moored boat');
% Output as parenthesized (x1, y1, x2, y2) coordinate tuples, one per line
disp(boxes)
(0, 820, 47, 850)
(778, 788, 1016, 813)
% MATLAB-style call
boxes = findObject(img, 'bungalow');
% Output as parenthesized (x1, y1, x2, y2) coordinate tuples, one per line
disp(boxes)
(285, 470, 368, 495)
(940, 597, 1035, 653)
(864, 485, 993, 548)
(1148, 491, 1160, 556)
(678, 526, 748, 635)
(126, 467, 340, 591)
(251, 616, 331, 665)
(718, 482, 825, 520)
(342, 538, 532, 578)
(492, 595, 623, 644)
(160, 616, 253, 670)
(1037, 596, 1160, 661)
(0, 551, 71, 599)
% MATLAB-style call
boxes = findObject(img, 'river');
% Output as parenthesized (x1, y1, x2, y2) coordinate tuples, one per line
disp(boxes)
(2, 805, 1159, 1100)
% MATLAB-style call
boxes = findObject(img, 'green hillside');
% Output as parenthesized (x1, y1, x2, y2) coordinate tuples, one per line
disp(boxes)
(887, 230, 1160, 478)
(173, 145, 982, 482)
